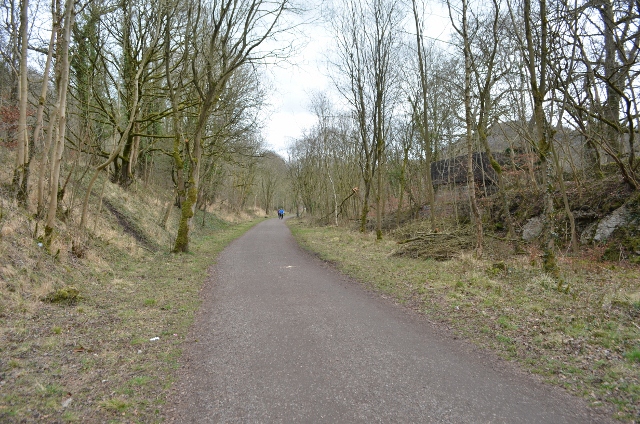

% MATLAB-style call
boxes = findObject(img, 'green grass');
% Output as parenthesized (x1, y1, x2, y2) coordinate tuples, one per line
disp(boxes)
(496, 316, 516, 330)
(288, 220, 640, 421)
(143, 298, 157, 307)
(100, 398, 131, 413)
(624, 349, 640, 363)
(495, 334, 513, 345)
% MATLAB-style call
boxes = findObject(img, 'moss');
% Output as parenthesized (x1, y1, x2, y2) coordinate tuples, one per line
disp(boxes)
(359, 202, 369, 233)
(173, 185, 197, 253)
(487, 261, 508, 275)
(490, 158, 502, 174)
(623, 349, 640, 363)
(42, 286, 80, 305)
(43, 225, 55, 250)
(543, 248, 559, 277)
(601, 210, 640, 262)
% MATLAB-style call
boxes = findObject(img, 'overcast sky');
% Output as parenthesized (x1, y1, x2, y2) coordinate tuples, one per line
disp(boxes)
(260, 5, 333, 156)
(260, 1, 453, 156)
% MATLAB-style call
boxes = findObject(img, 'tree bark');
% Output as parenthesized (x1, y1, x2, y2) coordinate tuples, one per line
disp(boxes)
(411, 0, 436, 232)
(44, 0, 75, 246)
(35, 22, 57, 217)
(524, 0, 557, 272)
(13, 0, 29, 206)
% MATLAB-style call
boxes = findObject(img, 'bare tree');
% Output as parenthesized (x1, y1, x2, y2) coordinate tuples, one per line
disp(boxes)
(34, 13, 56, 217)
(78, 2, 165, 230)
(467, 2, 517, 240)
(332, 0, 403, 239)
(448, 0, 484, 257)
(410, 0, 437, 231)
(44, 0, 76, 245)
(550, 0, 640, 190)
(1, 0, 21, 184)
(522, 0, 557, 270)
(311, 92, 340, 225)
(12, 0, 27, 205)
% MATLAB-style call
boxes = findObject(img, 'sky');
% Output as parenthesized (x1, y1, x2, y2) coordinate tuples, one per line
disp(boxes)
(261, 1, 453, 156)
(261, 11, 334, 156)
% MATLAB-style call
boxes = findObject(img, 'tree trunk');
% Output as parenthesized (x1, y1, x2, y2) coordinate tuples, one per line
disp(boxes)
(524, 0, 556, 273)
(599, 0, 622, 157)
(411, 0, 436, 231)
(461, 0, 483, 257)
(376, 150, 383, 240)
(397, 134, 410, 228)
(13, 0, 29, 206)
(551, 142, 578, 252)
(34, 24, 57, 217)
(44, 0, 75, 246)
(173, 133, 203, 252)
(173, 84, 214, 252)
(360, 171, 371, 233)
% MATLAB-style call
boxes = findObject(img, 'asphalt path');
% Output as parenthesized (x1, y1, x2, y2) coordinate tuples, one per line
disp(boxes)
(167, 218, 612, 423)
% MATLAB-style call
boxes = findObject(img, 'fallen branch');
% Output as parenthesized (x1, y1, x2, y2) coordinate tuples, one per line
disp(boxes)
(320, 188, 359, 222)
(484, 232, 520, 242)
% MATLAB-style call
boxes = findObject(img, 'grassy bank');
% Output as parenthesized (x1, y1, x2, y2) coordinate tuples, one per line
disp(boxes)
(289, 220, 640, 422)
(0, 178, 262, 422)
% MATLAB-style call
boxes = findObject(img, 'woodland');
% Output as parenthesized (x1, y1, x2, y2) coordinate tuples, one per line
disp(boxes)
(0, 0, 639, 256)
(0, 0, 639, 420)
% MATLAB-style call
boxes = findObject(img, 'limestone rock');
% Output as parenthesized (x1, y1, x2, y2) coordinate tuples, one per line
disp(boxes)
(580, 222, 597, 244)
(522, 216, 544, 241)
(593, 205, 630, 242)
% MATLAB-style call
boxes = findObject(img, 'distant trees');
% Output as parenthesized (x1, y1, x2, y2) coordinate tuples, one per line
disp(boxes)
(257, 152, 288, 216)
(287, 105, 359, 222)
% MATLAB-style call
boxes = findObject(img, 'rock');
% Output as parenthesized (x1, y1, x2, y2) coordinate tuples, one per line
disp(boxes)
(593, 205, 630, 242)
(522, 216, 544, 241)
(580, 222, 597, 244)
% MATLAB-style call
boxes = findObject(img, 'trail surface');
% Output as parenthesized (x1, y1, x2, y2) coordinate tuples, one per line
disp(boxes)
(167, 218, 611, 423)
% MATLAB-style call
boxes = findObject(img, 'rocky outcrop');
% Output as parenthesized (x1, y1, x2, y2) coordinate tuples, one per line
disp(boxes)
(593, 205, 631, 242)
(523, 204, 637, 245)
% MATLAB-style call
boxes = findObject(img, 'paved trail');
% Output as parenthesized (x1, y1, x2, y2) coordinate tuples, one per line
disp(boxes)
(167, 219, 611, 423)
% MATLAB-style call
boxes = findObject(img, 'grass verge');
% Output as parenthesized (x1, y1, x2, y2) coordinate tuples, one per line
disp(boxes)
(1, 208, 261, 423)
(289, 220, 640, 422)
